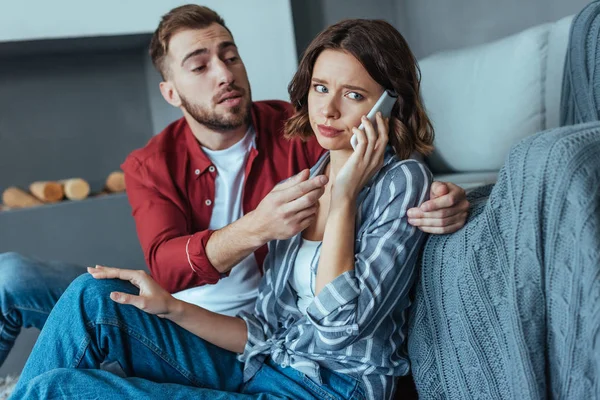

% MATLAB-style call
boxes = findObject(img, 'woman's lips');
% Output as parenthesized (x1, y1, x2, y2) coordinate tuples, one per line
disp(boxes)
(317, 124, 344, 138)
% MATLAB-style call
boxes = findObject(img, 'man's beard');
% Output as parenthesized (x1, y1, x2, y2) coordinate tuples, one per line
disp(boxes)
(179, 88, 252, 132)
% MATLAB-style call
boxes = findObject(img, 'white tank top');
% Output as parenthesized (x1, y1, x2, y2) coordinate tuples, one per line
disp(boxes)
(290, 238, 322, 314)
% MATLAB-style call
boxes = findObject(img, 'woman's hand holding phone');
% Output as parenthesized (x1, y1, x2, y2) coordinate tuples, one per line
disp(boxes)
(333, 112, 389, 202)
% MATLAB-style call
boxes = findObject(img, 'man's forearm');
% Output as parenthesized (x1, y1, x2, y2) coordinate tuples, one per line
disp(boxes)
(166, 299, 247, 353)
(205, 212, 267, 273)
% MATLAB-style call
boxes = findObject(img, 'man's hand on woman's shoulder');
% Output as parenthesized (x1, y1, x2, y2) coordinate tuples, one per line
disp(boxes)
(407, 181, 469, 234)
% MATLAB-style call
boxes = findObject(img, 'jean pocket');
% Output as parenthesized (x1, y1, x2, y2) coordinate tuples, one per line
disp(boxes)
(302, 371, 365, 400)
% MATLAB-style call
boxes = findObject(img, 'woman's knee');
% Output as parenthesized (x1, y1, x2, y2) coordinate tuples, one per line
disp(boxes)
(63, 273, 139, 309)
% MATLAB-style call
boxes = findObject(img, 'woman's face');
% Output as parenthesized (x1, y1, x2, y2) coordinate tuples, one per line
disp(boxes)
(308, 49, 384, 151)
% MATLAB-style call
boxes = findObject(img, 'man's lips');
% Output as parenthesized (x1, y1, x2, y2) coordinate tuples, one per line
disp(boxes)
(317, 124, 344, 138)
(217, 90, 243, 104)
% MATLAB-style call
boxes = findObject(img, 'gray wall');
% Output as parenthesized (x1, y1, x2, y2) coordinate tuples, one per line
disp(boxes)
(291, 0, 400, 56)
(0, 37, 154, 194)
(291, 0, 590, 59)
(398, 0, 590, 59)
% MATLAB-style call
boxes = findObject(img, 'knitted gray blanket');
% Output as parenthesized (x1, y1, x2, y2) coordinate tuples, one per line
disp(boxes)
(408, 122, 600, 399)
(409, 3, 600, 397)
(561, 1, 600, 126)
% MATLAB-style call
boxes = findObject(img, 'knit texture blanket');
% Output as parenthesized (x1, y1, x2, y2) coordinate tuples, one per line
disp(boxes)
(561, 1, 600, 126)
(408, 121, 600, 399)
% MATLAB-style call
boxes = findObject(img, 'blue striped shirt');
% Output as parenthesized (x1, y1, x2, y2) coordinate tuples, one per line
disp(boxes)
(238, 149, 432, 400)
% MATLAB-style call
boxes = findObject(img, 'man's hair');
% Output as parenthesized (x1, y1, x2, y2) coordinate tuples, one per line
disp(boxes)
(149, 4, 231, 79)
(285, 19, 434, 159)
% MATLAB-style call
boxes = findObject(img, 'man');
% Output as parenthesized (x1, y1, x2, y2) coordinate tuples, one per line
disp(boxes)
(0, 4, 469, 368)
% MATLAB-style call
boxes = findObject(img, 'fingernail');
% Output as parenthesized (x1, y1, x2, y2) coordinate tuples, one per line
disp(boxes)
(110, 292, 120, 302)
(407, 210, 415, 217)
(320, 175, 328, 184)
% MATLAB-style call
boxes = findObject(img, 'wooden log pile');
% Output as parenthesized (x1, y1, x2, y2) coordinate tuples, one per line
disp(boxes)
(1, 171, 125, 211)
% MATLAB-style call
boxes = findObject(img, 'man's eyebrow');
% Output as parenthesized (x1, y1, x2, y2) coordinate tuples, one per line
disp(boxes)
(181, 48, 208, 67)
(312, 77, 368, 92)
(180, 41, 237, 67)
(218, 41, 237, 51)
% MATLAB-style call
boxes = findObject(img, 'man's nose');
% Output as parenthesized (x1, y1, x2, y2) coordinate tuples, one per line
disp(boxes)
(214, 59, 235, 86)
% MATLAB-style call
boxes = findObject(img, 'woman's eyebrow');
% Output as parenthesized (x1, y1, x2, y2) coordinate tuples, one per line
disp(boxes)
(311, 77, 368, 92)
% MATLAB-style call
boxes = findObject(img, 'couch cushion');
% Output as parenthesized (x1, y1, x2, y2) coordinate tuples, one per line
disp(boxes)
(420, 22, 553, 173)
(433, 171, 498, 191)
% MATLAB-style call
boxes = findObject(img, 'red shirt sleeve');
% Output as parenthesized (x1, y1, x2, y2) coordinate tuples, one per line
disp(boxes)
(122, 156, 222, 293)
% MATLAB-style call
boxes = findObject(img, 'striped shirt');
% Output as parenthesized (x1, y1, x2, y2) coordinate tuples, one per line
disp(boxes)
(238, 149, 432, 400)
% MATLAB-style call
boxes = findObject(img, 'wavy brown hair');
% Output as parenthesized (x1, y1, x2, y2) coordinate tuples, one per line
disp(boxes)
(285, 19, 434, 159)
(149, 5, 231, 80)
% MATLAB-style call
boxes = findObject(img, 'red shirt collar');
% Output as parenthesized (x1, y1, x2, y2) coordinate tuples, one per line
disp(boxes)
(184, 104, 262, 179)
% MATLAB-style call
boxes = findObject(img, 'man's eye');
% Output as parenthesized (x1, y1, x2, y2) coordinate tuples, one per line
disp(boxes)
(314, 84, 328, 93)
(193, 65, 206, 72)
(347, 92, 364, 100)
(225, 57, 238, 64)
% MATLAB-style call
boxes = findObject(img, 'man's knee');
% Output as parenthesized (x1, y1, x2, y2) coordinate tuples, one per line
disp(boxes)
(0, 252, 37, 295)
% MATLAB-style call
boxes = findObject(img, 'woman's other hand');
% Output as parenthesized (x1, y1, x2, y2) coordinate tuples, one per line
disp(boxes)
(87, 265, 179, 318)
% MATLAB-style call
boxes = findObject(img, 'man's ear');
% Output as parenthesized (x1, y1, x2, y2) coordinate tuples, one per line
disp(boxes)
(159, 81, 182, 108)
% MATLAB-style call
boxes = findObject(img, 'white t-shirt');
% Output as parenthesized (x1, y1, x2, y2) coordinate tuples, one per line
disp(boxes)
(290, 238, 322, 314)
(172, 128, 261, 317)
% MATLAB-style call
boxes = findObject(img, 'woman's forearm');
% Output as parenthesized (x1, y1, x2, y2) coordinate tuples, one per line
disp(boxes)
(165, 299, 247, 353)
(315, 198, 357, 295)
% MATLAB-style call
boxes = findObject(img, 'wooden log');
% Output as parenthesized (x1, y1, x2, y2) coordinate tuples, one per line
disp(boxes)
(29, 181, 64, 203)
(59, 178, 90, 201)
(95, 190, 111, 197)
(105, 171, 126, 193)
(2, 187, 43, 208)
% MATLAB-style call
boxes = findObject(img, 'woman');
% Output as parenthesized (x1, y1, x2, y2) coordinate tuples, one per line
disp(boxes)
(12, 19, 433, 400)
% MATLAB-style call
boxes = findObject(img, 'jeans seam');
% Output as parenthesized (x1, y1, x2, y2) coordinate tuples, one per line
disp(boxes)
(72, 333, 91, 369)
(87, 318, 203, 387)
(349, 381, 366, 400)
(301, 375, 338, 400)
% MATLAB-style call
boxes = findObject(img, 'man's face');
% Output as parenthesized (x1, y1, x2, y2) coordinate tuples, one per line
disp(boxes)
(164, 24, 252, 131)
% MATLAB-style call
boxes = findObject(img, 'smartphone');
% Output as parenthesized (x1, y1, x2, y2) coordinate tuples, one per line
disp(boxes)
(350, 89, 398, 150)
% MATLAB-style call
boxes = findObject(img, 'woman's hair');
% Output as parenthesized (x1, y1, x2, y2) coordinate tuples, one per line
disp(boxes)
(285, 19, 434, 159)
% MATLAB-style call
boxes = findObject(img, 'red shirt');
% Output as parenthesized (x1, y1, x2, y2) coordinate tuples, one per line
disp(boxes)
(121, 100, 325, 293)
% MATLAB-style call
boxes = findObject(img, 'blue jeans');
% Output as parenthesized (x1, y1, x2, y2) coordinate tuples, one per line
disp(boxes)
(12, 274, 366, 399)
(0, 252, 85, 366)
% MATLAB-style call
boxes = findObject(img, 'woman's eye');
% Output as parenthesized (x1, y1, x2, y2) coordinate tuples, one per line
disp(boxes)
(193, 65, 206, 72)
(314, 84, 328, 93)
(225, 57, 238, 64)
(347, 92, 364, 101)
